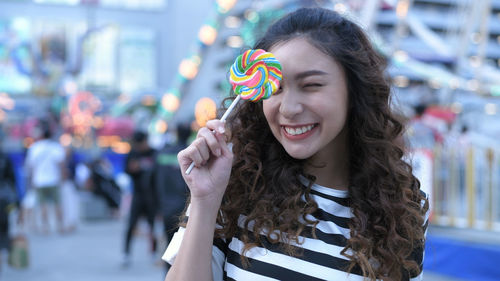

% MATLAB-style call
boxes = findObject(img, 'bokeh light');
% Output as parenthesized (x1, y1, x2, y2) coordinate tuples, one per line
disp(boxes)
(179, 58, 199, 80)
(195, 97, 216, 127)
(198, 24, 217, 45)
(161, 93, 180, 112)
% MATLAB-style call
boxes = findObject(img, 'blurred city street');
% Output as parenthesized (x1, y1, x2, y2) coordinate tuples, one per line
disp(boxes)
(1, 218, 166, 281)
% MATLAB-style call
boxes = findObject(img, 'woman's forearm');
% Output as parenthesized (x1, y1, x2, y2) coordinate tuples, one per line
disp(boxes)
(165, 197, 222, 281)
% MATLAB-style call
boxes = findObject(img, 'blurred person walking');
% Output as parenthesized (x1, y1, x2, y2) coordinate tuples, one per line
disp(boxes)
(456, 125, 471, 216)
(0, 143, 19, 269)
(154, 123, 191, 270)
(60, 147, 79, 233)
(122, 131, 157, 267)
(406, 104, 439, 149)
(86, 154, 121, 213)
(25, 125, 65, 234)
(19, 147, 37, 233)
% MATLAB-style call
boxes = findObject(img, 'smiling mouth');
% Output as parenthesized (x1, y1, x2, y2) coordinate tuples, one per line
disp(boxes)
(282, 124, 318, 136)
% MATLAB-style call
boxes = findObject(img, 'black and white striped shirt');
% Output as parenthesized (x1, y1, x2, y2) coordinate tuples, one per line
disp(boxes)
(163, 182, 429, 280)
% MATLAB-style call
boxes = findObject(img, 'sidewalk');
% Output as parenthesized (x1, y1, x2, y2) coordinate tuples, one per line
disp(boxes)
(1, 219, 166, 281)
(425, 272, 466, 281)
(1, 217, 464, 281)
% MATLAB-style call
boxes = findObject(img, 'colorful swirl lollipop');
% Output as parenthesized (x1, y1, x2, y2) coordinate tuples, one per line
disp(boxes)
(229, 49, 282, 101)
(185, 49, 282, 175)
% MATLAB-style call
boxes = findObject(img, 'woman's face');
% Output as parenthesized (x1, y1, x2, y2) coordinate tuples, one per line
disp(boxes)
(263, 37, 349, 161)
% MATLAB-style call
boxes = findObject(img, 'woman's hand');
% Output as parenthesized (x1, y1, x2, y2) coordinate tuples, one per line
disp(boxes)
(178, 119, 233, 208)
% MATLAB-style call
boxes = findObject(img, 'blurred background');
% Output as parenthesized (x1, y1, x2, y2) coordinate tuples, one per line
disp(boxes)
(0, 0, 499, 280)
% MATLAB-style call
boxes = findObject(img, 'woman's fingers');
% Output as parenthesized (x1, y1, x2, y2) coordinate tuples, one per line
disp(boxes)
(184, 139, 206, 167)
(205, 119, 233, 158)
(178, 118, 230, 174)
(181, 121, 227, 168)
(215, 131, 231, 157)
(197, 127, 222, 157)
(205, 119, 226, 135)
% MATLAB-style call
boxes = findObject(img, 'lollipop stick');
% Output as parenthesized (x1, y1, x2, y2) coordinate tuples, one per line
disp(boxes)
(185, 95, 241, 175)
(219, 94, 241, 122)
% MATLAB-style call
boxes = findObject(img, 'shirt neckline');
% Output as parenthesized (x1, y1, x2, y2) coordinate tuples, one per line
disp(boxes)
(300, 176, 349, 198)
(311, 182, 349, 198)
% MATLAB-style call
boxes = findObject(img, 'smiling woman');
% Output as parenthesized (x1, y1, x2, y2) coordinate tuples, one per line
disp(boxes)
(164, 7, 429, 281)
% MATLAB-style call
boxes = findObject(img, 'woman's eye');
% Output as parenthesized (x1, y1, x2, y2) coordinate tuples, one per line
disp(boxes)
(304, 83, 322, 88)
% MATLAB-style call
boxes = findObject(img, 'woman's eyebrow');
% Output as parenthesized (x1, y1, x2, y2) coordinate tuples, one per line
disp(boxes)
(294, 70, 329, 80)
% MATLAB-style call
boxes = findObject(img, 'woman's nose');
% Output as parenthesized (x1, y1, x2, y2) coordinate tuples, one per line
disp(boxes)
(279, 90, 303, 119)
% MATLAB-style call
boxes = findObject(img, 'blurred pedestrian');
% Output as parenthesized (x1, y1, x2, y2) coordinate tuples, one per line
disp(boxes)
(457, 125, 470, 210)
(122, 131, 157, 267)
(25, 125, 65, 234)
(60, 147, 79, 233)
(86, 154, 121, 213)
(19, 146, 37, 233)
(0, 145, 18, 267)
(154, 123, 191, 270)
(406, 103, 438, 149)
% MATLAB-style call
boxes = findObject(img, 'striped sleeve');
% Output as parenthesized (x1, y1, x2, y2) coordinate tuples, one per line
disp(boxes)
(161, 205, 228, 281)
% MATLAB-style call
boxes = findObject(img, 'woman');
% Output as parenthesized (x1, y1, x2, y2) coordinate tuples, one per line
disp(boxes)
(164, 7, 429, 281)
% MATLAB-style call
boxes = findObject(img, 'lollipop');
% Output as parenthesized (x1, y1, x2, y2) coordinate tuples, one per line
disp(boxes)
(229, 49, 282, 101)
(185, 49, 282, 174)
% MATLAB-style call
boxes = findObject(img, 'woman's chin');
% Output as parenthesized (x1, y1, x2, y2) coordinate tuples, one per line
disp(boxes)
(284, 149, 312, 160)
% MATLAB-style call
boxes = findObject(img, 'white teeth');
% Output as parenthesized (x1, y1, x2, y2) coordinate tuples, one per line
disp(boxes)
(284, 125, 315, 135)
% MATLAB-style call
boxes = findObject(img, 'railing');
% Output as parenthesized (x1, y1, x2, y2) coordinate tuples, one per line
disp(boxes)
(414, 142, 500, 231)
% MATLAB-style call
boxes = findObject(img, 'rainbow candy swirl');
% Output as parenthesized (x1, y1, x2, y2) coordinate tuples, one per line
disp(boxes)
(229, 49, 282, 102)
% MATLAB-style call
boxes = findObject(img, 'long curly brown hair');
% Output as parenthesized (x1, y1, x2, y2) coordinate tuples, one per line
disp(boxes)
(212, 7, 428, 281)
